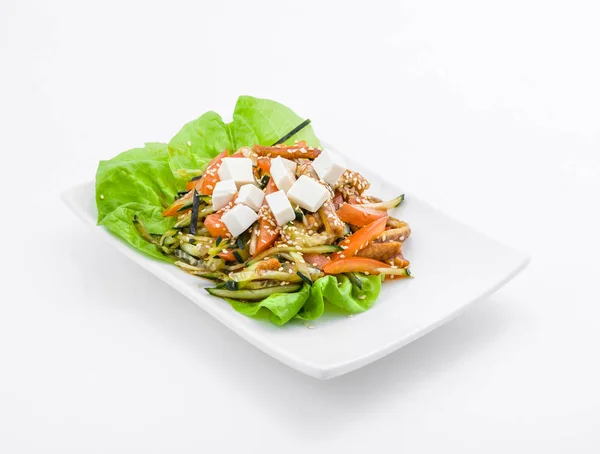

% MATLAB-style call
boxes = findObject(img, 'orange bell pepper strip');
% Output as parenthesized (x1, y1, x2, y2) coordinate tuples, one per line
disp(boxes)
(198, 150, 228, 195)
(330, 216, 388, 260)
(336, 203, 387, 227)
(162, 191, 193, 217)
(253, 178, 279, 256)
(204, 213, 230, 238)
(162, 150, 229, 216)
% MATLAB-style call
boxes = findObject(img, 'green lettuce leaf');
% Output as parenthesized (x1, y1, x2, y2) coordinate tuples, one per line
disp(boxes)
(226, 284, 312, 326)
(230, 96, 321, 148)
(168, 111, 232, 180)
(99, 203, 175, 261)
(225, 274, 382, 325)
(95, 112, 233, 262)
(297, 274, 382, 321)
(96, 143, 182, 223)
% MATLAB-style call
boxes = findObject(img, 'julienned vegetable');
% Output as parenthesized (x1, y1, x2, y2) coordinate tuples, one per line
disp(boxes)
(95, 96, 412, 326)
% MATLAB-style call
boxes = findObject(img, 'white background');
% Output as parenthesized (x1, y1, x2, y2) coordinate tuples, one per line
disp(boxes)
(1, 0, 599, 452)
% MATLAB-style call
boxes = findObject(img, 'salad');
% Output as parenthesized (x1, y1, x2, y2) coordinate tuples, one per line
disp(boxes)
(96, 96, 411, 325)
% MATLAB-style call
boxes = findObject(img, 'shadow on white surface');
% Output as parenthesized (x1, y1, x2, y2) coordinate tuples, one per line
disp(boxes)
(61, 223, 517, 436)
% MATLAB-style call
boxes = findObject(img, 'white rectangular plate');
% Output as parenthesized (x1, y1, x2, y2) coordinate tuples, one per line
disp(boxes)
(62, 155, 529, 379)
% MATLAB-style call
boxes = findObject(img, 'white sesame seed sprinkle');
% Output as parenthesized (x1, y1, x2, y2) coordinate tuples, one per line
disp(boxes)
(99, 194, 105, 200)
(358, 295, 366, 300)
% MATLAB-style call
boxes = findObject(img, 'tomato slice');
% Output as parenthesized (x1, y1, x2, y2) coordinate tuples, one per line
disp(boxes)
(204, 213, 230, 238)
(218, 250, 237, 261)
(303, 254, 331, 270)
(322, 257, 391, 275)
(330, 216, 388, 260)
(336, 203, 387, 227)
(253, 178, 279, 256)
(257, 157, 271, 174)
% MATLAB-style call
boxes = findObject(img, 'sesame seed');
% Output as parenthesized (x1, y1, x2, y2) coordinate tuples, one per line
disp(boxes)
(364, 272, 370, 275)
(215, 223, 221, 228)
(295, 245, 302, 250)
(99, 194, 105, 200)
(288, 269, 293, 274)
(340, 254, 345, 258)
(358, 295, 366, 300)
(382, 234, 387, 241)
(400, 236, 405, 241)
(187, 140, 192, 146)
(278, 267, 284, 271)
(206, 184, 213, 190)
(222, 249, 227, 253)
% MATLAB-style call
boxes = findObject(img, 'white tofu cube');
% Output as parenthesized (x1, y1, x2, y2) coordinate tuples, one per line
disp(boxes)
(265, 190, 296, 226)
(221, 204, 258, 238)
(217, 157, 254, 188)
(280, 157, 297, 174)
(270, 156, 296, 192)
(212, 179, 237, 211)
(287, 175, 330, 212)
(312, 149, 346, 185)
(236, 183, 265, 212)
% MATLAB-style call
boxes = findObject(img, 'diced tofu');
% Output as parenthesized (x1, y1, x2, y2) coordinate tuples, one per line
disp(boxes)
(212, 179, 237, 211)
(236, 183, 264, 212)
(287, 175, 329, 212)
(312, 149, 346, 185)
(265, 190, 295, 226)
(280, 157, 297, 174)
(270, 156, 296, 192)
(217, 157, 254, 188)
(221, 204, 258, 238)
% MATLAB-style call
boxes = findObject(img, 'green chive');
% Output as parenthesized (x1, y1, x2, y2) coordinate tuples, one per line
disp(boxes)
(296, 271, 313, 286)
(233, 251, 244, 263)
